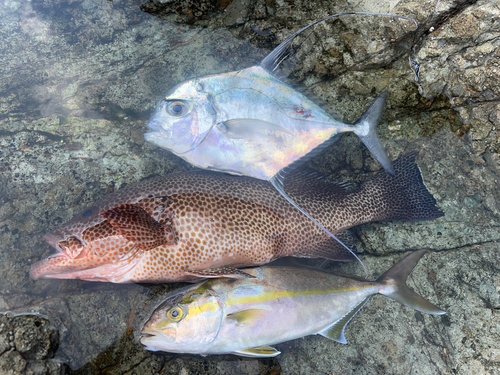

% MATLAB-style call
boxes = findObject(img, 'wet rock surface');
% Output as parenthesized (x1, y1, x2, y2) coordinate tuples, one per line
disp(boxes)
(0, 314, 60, 375)
(0, 0, 499, 374)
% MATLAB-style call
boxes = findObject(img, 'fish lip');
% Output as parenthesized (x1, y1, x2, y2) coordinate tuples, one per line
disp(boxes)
(144, 131, 158, 140)
(43, 232, 64, 252)
(145, 117, 164, 133)
(141, 326, 160, 337)
(145, 122, 159, 132)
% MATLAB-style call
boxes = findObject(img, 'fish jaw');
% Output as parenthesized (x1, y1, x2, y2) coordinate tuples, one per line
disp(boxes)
(30, 232, 145, 283)
(29, 253, 143, 283)
(29, 249, 138, 283)
(141, 330, 175, 352)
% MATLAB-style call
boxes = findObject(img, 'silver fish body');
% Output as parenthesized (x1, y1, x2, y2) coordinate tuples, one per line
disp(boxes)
(141, 250, 445, 357)
(146, 65, 372, 181)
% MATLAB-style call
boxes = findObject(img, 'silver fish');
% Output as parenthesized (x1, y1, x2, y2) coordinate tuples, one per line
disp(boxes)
(145, 12, 418, 260)
(140, 249, 445, 357)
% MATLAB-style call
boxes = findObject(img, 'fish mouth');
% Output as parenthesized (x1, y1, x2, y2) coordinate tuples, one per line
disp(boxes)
(140, 330, 177, 352)
(145, 117, 167, 134)
(43, 232, 64, 251)
(144, 124, 170, 145)
(145, 121, 159, 132)
(140, 332, 161, 343)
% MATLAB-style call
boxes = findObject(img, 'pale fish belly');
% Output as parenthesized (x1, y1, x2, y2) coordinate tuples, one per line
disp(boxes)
(179, 124, 344, 180)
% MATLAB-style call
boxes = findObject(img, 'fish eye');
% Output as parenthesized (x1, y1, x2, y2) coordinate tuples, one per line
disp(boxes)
(166, 307, 184, 322)
(166, 101, 188, 117)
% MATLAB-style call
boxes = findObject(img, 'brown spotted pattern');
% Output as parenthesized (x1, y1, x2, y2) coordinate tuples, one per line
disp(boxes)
(100, 204, 168, 251)
(30, 152, 443, 283)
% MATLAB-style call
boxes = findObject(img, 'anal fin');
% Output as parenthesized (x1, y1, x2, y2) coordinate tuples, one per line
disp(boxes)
(270, 174, 367, 274)
(319, 297, 370, 344)
(297, 229, 358, 262)
(232, 346, 280, 358)
(185, 267, 255, 279)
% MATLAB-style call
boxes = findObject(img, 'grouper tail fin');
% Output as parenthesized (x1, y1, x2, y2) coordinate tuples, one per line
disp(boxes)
(359, 150, 444, 222)
(354, 92, 394, 175)
(377, 250, 446, 315)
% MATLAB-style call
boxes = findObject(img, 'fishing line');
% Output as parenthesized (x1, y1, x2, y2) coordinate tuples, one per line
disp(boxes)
(262, 12, 419, 75)
(264, 12, 420, 276)
(270, 173, 368, 275)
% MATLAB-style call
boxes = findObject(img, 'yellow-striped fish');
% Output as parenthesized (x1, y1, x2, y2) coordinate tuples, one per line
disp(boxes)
(141, 250, 445, 357)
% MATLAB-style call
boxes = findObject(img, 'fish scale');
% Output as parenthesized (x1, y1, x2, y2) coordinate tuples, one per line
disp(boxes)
(30, 152, 444, 283)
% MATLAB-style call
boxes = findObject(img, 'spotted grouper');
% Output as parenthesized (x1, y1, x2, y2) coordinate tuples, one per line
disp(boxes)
(30, 152, 443, 283)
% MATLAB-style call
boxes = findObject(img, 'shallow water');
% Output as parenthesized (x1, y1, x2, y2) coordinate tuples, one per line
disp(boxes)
(0, 0, 499, 374)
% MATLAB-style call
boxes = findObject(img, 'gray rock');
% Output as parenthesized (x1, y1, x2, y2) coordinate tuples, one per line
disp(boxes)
(0, 0, 499, 374)
(0, 314, 59, 375)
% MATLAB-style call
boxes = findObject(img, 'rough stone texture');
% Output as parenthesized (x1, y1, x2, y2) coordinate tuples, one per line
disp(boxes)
(0, 0, 499, 374)
(0, 314, 59, 375)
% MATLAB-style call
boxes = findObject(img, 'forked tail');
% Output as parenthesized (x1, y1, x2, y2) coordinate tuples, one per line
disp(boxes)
(377, 249, 446, 315)
(354, 92, 394, 175)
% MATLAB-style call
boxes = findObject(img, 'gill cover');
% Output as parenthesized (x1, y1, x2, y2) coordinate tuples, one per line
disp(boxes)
(145, 80, 218, 154)
(142, 288, 224, 353)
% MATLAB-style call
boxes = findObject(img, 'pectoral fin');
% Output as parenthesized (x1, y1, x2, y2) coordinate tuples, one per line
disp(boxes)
(319, 298, 370, 344)
(185, 267, 255, 279)
(226, 309, 269, 326)
(219, 119, 292, 139)
(232, 346, 281, 358)
(100, 204, 168, 251)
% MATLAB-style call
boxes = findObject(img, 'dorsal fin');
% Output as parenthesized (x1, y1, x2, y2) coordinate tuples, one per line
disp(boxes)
(260, 12, 418, 79)
(281, 167, 355, 200)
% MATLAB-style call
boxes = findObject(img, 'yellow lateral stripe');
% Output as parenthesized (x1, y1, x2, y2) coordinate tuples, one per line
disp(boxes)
(228, 286, 370, 306)
(182, 285, 374, 322)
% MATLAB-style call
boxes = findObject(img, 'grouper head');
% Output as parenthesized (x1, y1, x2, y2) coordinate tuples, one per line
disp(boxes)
(141, 283, 224, 354)
(145, 78, 217, 155)
(30, 203, 149, 283)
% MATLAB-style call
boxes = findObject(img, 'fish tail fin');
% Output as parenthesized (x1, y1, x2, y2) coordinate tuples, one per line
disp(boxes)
(360, 151, 444, 222)
(377, 250, 446, 315)
(353, 92, 394, 175)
